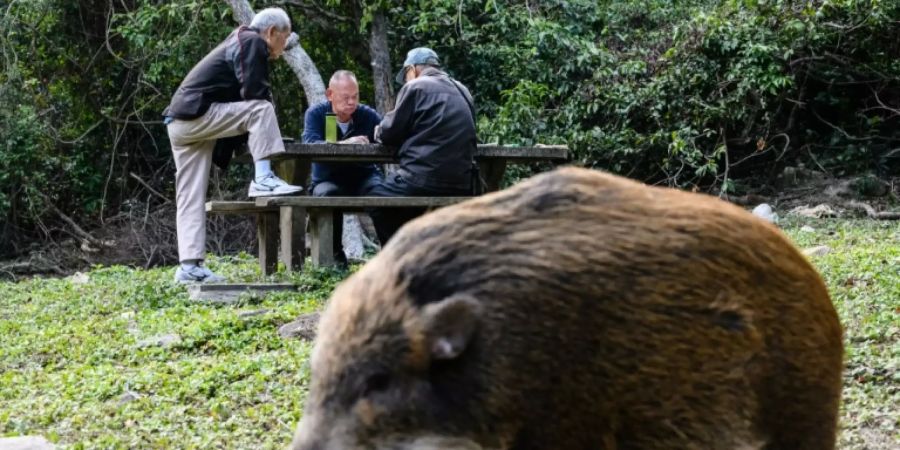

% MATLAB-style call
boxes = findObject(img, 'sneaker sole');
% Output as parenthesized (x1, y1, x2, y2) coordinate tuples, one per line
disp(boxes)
(248, 187, 304, 198)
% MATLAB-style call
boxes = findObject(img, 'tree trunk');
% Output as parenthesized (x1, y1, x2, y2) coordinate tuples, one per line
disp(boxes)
(368, 9, 397, 224)
(368, 10, 395, 113)
(283, 35, 327, 104)
(224, 0, 254, 24)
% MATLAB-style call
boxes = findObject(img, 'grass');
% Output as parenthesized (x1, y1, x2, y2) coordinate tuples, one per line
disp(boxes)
(0, 253, 347, 449)
(783, 218, 900, 449)
(1, 221, 898, 449)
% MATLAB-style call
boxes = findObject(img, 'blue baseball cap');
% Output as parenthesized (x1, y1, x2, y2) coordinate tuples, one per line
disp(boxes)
(395, 47, 441, 85)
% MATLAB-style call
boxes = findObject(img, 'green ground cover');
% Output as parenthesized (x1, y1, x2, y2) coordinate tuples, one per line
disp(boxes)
(1, 220, 897, 449)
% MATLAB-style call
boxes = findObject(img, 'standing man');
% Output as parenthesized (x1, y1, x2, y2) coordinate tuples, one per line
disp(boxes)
(371, 47, 476, 244)
(302, 70, 383, 265)
(164, 7, 302, 283)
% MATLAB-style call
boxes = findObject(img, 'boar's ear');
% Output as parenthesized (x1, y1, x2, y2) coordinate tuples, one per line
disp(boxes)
(421, 294, 482, 360)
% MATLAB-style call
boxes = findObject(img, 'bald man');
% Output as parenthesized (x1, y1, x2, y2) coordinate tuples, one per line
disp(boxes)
(301, 70, 383, 265)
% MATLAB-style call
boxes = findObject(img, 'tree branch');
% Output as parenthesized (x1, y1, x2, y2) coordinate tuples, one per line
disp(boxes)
(38, 192, 104, 247)
(129, 172, 171, 204)
(848, 201, 900, 220)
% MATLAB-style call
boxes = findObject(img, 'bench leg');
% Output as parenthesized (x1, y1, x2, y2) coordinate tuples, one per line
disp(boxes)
(478, 159, 507, 192)
(280, 206, 306, 273)
(309, 208, 336, 267)
(257, 211, 279, 276)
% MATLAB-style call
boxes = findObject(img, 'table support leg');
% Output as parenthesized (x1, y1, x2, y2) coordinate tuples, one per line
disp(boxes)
(309, 208, 336, 267)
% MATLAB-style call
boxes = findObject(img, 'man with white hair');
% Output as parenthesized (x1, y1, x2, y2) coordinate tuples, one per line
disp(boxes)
(163, 7, 301, 283)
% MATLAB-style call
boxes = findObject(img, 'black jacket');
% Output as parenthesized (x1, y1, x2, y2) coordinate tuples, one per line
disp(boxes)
(378, 67, 476, 190)
(163, 26, 272, 169)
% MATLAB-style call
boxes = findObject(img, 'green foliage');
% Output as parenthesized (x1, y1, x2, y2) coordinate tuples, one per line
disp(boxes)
(1, 1, 230, 254)
(1, 222, 897, 447)
(394, 0, 899, 187)
(783, 218, 900, 448)
(0, 254, 347, 448)
(1, 0, 897, 256)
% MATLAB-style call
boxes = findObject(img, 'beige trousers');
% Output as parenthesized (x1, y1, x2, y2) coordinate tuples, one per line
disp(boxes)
(168, 100, 285, 262)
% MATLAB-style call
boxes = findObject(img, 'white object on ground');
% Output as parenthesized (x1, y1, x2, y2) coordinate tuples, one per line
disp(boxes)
(751, 203, 778, 223)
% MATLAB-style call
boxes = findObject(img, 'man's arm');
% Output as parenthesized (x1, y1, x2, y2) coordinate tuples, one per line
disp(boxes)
(301, 105, 326, 144)
(377, 86, 416, 145)
(235, 31, 272, 101)
(359, 105, 383, 142)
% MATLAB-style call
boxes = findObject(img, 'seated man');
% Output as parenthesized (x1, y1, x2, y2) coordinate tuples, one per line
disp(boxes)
(164, 7, 303, 283)
(302, 70, 383, 265)
(371, 47, 476, 244)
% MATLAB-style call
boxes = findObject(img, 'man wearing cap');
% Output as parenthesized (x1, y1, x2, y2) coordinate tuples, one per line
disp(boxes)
(302, 70, 383, 265)
(370, 47, 477, 244)
(163, 7, 303, 283)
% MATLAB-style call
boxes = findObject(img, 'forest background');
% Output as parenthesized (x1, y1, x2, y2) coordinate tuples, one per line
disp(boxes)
(1, 0, 898, 266)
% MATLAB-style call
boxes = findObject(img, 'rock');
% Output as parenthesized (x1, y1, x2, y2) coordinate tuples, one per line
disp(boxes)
(789, 204, 836, 218)
(117, 390, 141, 405)
(342, 214, 366, 261)
(803, 245, 832, 257)
(137, 333, 182, 349)
(80, 239, 99, 253)
(343, 214, 380, 261)
(186, 283, 296, 304)
(800, 225, 816, 233)
(238, 309, 271, 319)
(69, 272, 89, 284)
(358, 214, 379, 246)
(278, 312, 321, 340)
(751, 203, 778, 223)
(823, 180, 854, 198)
(0, 436, 56, 450)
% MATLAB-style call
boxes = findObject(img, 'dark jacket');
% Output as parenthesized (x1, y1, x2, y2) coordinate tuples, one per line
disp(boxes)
(378, 67, 476, 190)
(163, 26, 272, 169)
(302, 101, 382, 187)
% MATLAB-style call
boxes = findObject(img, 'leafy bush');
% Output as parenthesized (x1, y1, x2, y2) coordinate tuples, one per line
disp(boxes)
(394, 0, 899, 188)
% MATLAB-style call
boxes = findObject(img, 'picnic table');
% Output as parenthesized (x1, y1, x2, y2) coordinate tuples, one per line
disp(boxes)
(209, 142, 568, 274)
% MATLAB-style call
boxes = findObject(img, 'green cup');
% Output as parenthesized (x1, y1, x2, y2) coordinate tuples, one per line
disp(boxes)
(325, 113, 337, 143)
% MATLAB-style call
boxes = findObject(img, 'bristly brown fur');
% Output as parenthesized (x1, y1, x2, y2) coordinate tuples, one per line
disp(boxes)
(294, 167, 843, 450)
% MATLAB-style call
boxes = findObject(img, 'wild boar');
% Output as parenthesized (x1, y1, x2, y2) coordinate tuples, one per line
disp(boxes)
(291, 166, 843, 450)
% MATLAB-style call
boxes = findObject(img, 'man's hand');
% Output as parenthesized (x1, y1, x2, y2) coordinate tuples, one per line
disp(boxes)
(338, 135, 369, 145)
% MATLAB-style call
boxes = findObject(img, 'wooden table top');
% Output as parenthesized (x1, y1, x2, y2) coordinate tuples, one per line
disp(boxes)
(246, 143, 569, 163)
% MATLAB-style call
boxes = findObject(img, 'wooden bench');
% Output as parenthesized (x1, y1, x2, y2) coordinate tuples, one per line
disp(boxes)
(253, 196, 470, 268)
(205, 201, 285, 275)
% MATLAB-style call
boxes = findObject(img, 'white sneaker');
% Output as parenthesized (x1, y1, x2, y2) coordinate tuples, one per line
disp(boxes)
(174, 265, 227, 284)
(248, 174, 303, 197)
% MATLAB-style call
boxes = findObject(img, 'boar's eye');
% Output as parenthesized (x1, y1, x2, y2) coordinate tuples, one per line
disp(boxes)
(363, 372, 391, 396)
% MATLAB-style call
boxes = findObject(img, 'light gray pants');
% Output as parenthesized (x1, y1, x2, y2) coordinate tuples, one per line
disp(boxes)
(168, 100, 285, 262)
